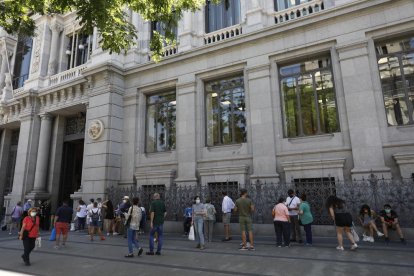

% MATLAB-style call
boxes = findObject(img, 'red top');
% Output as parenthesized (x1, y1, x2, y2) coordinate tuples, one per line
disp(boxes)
(23, 216, 40, 238)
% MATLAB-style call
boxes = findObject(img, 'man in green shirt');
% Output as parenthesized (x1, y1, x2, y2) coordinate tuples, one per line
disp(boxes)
(146, 193, 166, 255)
(234, 189, 255, 251)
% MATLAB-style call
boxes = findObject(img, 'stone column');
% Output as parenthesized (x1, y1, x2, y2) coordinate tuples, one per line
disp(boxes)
(48, 23, 63, 76)
(0, 128, 12, 209)
(31, 113, 53, 194)
(0, 47, 8, 91)
(246, 61, 279, 183)
(244, 0, 266, 33)
(337, 41, 390, 179)
(174, 78, 198, 186)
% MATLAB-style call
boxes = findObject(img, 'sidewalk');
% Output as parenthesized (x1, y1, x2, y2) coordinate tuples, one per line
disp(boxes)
(0, 230, 413, 276)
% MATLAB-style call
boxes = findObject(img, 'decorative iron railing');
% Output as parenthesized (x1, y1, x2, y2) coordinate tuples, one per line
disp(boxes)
(274, 0, 325, 24)
(106, 175, 414, 226)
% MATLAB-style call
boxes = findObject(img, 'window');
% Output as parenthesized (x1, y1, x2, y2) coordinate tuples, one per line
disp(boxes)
(376, 36, 414, 126)
(151, 21, 178, 41)
(205, 75, 246, 146)
(280, 57, 339, 138)
(146, 91, 176, 153)
(66, 33, 92, 70)
(274, 0, 311, 11)
(12, 36, 33, 89)
(205, 0, 241, 33)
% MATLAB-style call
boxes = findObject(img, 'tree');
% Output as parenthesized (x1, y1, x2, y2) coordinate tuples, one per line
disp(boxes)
(0, 0, 220, 61)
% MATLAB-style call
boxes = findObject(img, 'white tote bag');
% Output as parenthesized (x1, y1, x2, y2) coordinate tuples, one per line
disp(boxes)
(70, 222, 76, 231)
(351, 223, 360, 243)
(188, 225, 195, 241)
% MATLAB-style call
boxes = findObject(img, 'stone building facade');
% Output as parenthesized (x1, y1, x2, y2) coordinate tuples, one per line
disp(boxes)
(0, 0, 413, 212)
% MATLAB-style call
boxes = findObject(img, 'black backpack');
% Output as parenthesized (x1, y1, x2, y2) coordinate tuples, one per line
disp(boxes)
(91, 210, 100, 223)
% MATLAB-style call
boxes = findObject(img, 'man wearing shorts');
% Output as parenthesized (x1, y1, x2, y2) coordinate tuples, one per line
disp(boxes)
(221, 191, 235, 241)
(54, 200, 73, 249)
(234, 189, 255, 251)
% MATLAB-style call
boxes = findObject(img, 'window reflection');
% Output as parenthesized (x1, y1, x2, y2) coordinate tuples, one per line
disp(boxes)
(12, 36, 33, 89)
(376, 36, 414, 126)
(205, 75, 246, 146)
(146, 91, 176, 152)
(280, 57, 339, 137)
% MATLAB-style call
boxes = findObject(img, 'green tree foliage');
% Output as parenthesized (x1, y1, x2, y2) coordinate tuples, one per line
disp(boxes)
(0, 0, 220, 61)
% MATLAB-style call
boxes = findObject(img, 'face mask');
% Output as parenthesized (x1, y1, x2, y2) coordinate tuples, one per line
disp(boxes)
(123, 200, 127, 203)
(195, 199, 200, 204)
(385, 209, 391, 214)
(30, 212, 37, 217)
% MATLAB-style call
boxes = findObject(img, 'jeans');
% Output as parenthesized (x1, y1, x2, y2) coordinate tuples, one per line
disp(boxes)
(274, 221, 290, 246)
(149, 224, 163, 253)
(23, 238, 36, 262)
(127, 228, 140, 254)
(204, 220, 214, 242)
(303, 223, 313, 244)
(194, 217, 205, 246)
(77, 217, 86, 230)
(289, 215, 302, 241)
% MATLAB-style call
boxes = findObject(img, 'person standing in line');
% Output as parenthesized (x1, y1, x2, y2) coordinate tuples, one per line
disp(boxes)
(326, 195, 358, 251)
(9, 201, 23, 235)
(120, 196, 131, 238)
(273, 197, 291, 248)
(54, 200, 74, 249)
(192, 196, 206, 250)
(124, 197, 144, 257)
(75, 200, 87, 232)
(204, 199, 216, 242)
(86, 199, 94, 235)
(183, 205, 193, 236)
(234, 189, 255, 251)
(298, 194, 313, 246)
(102, 199, 117, 236)
(286, 189, 302, 243)
(88, 202, 105, 241)
(146, 193, 166, 256)
(22, 199, 32, 218)
(19, 207, 40, 266)
(221, 191, 235, 242)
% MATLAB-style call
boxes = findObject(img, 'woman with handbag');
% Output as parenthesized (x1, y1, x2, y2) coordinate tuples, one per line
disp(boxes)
(272, 197, 291, 247)
(19, 207, 40, 266)
(326, 195, 358, 251)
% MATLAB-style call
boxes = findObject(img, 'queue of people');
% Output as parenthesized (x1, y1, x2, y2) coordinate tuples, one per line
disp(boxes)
(14, 190, 408, 266)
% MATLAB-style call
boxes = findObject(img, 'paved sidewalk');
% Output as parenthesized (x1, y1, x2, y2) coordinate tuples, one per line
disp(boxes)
(0, 231, 413, 276)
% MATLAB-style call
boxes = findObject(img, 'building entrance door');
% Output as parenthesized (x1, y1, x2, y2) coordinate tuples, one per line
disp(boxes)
(59, 139, 84, 206)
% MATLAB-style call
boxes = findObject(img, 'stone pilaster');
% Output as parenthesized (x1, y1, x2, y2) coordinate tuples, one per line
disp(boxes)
(174, 79, 198, 186)
(48, 23, 64, 76)
(0, 128, 12, 209)
(246, 61, 279, 183)
(29, 113, 53, 199)
(337, 41, 390, 179)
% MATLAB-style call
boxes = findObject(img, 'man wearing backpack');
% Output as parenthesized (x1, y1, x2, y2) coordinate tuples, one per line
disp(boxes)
(88, 202, 105, 241)
(54, 200, 73, 249)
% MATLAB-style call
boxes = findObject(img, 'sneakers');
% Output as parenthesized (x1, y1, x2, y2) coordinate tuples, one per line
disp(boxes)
(138, 248, 143, 256)
(368, 236, 374, 243)
(113, 232, 119, 236)
(199, 245, 205, 250)
(350, 243, 358, 250)
(100, 236, 106, 241)
(155, 251, 161, 255)
(362, 234, 369, 242)
(146, 251, 155, 255)
(336, 246, 344, 251)
(377, 231, 384, 237)
(124, 253, 134, 258)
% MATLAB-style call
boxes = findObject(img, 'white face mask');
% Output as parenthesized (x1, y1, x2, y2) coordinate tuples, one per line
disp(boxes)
(30, 212, 37, 217)
(195, 199, 200, 204)
(123, 200, 127, 203)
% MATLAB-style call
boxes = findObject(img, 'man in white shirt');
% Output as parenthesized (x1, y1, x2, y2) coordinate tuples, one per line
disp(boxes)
(286, 189, 302, 243)
(221, 191, 235, 241)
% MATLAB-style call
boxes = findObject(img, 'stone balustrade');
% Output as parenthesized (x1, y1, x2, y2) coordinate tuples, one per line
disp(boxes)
(12, 87, 25, 98)
(49, 64, 87, 86)
(204, 24, 243, 45)
(274, 0, 325, 24)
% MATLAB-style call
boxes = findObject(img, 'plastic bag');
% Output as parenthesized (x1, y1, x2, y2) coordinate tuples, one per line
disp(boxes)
(35, 237, 42, 249)
(70, 222, 76, 231)
(49, 228, 56, 241)
(351, 224, 360, 243)
(188, 225, 195, 241)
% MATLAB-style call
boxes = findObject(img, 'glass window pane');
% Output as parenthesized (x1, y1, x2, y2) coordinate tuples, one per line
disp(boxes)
(207, 0, 240, 32)
(282, 77, 299, 137)
(376, 37, 414, 55)
(156, 104, 167, 151)
(315, 71, 338, 133)
(232, 86, 246, 143)
(146, 105, 156, 152)
(299, 74, 317, 136)
(220, 90, 232, 144)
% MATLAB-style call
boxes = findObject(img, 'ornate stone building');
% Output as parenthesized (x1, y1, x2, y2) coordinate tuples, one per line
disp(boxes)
(0, 0, 413, 212)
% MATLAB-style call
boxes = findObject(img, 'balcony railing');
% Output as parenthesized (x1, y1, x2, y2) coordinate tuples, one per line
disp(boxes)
(49, 64, 87, 86)
(204, 24, 243, 45)
(148, 44, 179, 61)
(274, 0, 325, 24)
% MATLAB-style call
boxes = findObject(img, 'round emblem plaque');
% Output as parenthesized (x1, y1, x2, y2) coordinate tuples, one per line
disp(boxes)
(88, 119, 104, 140)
